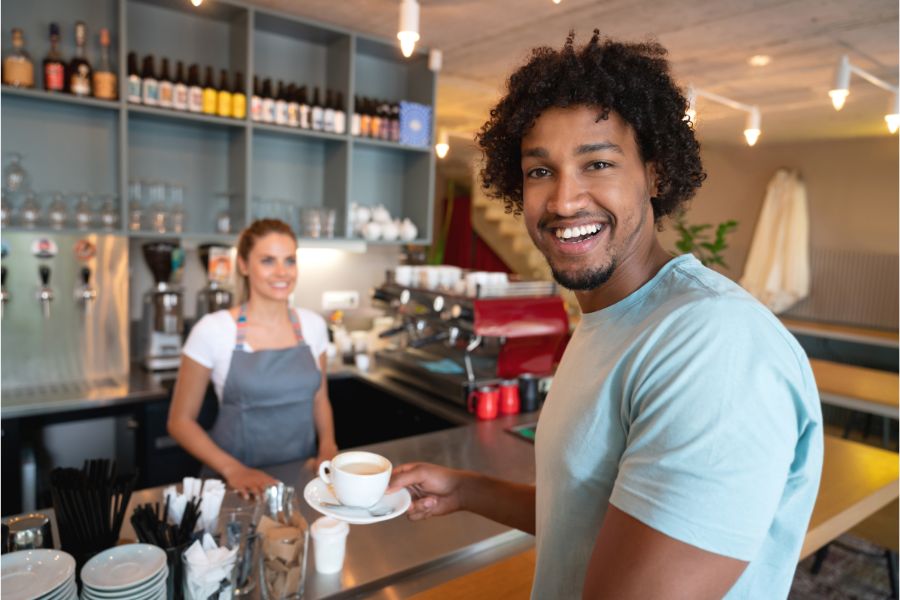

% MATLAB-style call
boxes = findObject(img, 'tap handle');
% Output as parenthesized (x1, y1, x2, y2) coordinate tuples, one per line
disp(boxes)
(378, 324, 407, 339)
(39, 265, 51, 286)
(81, 267, 91, 286)
(1, 266, 6, 287)
(409, 330, 450, 349)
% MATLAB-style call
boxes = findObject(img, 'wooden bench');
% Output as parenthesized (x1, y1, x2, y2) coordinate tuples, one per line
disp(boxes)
(809, 358, 899, 420)
(412, 435, 900, 599)
(781, 318, 899, 349)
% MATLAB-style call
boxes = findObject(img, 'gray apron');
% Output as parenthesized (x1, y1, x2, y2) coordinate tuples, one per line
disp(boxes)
(209, 304, 321, 469)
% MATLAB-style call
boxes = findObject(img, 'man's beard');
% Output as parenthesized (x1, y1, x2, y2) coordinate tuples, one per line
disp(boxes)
(548, 257, 617, 291)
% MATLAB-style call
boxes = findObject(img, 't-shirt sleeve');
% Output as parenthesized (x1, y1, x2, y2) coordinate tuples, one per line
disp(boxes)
(182, 313, 226, 369)
(609, 298, 810, 561)
(298, 309, 329, 362)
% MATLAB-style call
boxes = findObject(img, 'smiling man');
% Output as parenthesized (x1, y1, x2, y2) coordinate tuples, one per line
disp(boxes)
(389, 32, 823, 599)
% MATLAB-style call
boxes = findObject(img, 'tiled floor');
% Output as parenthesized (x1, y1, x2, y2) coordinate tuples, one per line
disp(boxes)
(791, 535, 897, 599)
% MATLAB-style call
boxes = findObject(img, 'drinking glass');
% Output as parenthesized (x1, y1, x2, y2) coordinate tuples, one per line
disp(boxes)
(168, 184, 185, 234)
(128, 181, 144, 231)
(19, 193, 41, 228)
(74, 194, 93, 230)
(99, 195, 119, 230)
(3, 152, 29, 192)
(216, 500, 262, 597)
(258, 485, 309, 600)
(215, 193, 233, 233)
(148, 181, 169, 233)
(0, 190, 13, 227)
(300, 207, 322, 238)
(47, 193, 69, 230)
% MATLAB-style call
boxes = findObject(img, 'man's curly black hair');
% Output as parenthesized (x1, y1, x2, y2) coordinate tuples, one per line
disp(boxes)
(476, 30, 705, 221)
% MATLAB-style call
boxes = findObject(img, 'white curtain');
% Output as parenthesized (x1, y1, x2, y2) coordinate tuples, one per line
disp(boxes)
(739, 168, 810, 314)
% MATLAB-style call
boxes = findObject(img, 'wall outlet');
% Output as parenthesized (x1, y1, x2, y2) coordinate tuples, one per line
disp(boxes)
(322, 290, 360, 311)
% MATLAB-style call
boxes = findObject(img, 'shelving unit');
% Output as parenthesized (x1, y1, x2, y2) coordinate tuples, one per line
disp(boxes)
(1, 0, 436, 245)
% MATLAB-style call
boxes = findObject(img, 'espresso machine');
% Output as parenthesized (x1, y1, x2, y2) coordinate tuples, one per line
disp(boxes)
(141, 242, 184, 371)
(371, 269, 569, 408)
(195, 243, 234, 319)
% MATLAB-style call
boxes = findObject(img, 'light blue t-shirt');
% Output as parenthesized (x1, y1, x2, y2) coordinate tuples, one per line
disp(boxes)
(533, 254, 823, 599)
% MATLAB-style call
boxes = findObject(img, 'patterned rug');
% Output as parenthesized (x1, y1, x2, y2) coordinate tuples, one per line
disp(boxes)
(790, 535, 897, 599)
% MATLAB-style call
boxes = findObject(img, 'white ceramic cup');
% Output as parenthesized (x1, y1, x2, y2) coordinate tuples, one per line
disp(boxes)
(311, 517, 349, 574)
(318, 451, 392, 507)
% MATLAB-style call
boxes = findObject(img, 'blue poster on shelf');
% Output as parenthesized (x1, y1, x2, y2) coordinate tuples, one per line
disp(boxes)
(399, 101, 432, 147)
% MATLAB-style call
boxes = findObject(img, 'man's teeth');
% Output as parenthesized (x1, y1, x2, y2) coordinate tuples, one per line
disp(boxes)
(554, 224, 603, 240)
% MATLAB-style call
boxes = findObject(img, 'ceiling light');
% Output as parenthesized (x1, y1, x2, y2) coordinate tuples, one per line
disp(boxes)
(435, 129, 449, 159)
(743, 108, 761, 146)
(829, 55, 851, 110)
(886, 94, 900, 134)
(397, 0, 420, 58)
(684, 86, 697, 124)
(827, 54, 899, 133)
(553, 0, 562, 4)
(688, 86, 761, 146)
(190, 0, 202, 6)
(748, 55, 771, 67)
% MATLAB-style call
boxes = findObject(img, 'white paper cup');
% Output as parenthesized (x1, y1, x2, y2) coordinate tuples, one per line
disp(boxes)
(311, 517, 349, 574)
(318, 451, 391, 508)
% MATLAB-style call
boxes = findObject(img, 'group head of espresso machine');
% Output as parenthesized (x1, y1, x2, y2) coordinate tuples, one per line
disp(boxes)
(370, 271, 570, 408)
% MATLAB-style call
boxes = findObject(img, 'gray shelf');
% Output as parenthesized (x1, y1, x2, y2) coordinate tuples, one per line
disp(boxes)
(1, 86, 121, 111)
(2, 0, 435, 243)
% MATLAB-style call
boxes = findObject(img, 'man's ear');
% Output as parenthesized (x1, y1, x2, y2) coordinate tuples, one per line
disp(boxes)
(646, 162, 660, 198)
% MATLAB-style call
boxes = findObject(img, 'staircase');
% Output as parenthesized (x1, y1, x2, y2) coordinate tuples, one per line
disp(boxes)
(470, 175, 552, 281)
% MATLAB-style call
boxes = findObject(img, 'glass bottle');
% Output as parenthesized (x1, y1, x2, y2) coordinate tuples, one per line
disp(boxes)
(202, 66, 217, 115)
(187, 64, 203, 113)
(285, 84, 298, 127)
(173, 61, 188, 111)
(19, 193, 41, 228)
(360, 97, 372, 137)
(311, 87, 324, 131)
(231, 71, 246, 119)
(391, 102, 401, 142)
(334, 92, 347, 135)
(323, 89, 335, 133)
(261, 78, 274, 123)
(3, 28, 35, 88)
(351, 96, 361, 136)
(274, 80, 287, 125)
(298, 86, 310, 129)
(250, 76, 261, 122)
(68, 22, 92, 97)
(99, 195, 119, 230)
(47, 193, 69, 230)
(157, 58, 173, 108)
(127, 52, 141, 103)
(216, 69, 232, 117)
(43, 23, 66, 92)
(74, 194, 93, 230)
(141, 55, 158, 106)
(93, 28, 116, 100)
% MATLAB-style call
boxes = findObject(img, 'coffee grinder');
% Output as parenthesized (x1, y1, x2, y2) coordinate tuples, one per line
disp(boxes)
(141, 241, 184, 371)
(196, 243, 234, 318)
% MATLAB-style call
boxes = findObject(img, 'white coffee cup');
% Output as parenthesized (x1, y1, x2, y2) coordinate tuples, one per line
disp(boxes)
(318, 451, 392, 507)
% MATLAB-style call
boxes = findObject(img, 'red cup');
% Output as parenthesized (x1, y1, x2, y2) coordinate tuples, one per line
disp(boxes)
(499, 380, 520, 415)
(468, 386, 500, 420)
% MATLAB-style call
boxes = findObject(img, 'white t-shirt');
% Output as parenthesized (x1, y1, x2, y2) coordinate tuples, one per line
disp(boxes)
(182, 308, 329, 402)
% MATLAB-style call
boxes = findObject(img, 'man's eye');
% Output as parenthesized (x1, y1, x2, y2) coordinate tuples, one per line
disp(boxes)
(587, 161, 611, 171)
(527, 167, 551, 178)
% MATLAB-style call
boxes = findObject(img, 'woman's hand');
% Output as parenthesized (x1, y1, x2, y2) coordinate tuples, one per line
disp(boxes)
(222, 463, 277, 498)
(306, 441, 339, 472)
(387, 463, 468, 521)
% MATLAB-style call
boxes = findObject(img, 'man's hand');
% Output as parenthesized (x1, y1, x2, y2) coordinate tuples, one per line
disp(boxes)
(388, 462, 468, 521)
(222, 464, 278, 498)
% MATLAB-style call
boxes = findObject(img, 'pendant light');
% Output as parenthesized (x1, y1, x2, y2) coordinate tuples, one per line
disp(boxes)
(687, 86, 762, 147)
(435, 129, 450, 159)
(827, 54, 899, 134)
(398, 0, 420, 58)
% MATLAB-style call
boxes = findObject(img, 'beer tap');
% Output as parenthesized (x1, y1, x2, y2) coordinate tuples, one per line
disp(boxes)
(37, 265, 53, 319)
(76, 266, 97, 308)
(1, 266, 8, 319)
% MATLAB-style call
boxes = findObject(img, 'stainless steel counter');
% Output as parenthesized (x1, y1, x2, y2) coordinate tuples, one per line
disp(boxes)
(122, 414, 538, 599)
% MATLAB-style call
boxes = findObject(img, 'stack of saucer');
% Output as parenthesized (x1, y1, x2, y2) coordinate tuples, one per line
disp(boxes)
(80, 544, 167, 600)
(1, 549, 77, 600)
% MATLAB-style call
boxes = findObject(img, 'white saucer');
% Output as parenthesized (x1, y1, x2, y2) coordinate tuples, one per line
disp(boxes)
(303, 477, 411, 525)
(80, 544, 166, 591)
(1, 550, 75, 600)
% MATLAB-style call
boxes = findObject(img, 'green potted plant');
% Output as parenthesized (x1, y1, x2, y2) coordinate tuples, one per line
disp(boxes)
(673, 218, 738, 268)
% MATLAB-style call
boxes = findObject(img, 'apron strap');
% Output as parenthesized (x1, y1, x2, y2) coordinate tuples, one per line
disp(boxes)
(235, 304, 304, 349)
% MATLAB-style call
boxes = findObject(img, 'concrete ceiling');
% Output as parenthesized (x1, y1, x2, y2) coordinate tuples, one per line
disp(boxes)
(251, 0, 898, 150)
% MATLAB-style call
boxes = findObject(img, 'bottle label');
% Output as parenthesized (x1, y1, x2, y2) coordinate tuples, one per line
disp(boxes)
(299, 105, 310, 129)
(45, 63, 65, 91)
(351, 114, 361, 136)
(188, 87, 203, 112)
(93, 72, 117, 100)
(232, 93, 246, 119)
(287, 103, 299, 127)
(312, 107, 324, 131)
(142, 79, 159, 105)
(158, 82, 173, 107)
(128, 75, 142, 102)
(334, 111, 346, 135)
(173, 84, 188, 110)
(360, 115, 371, 137)
(324, 108, 335, 132)
(217, 91, 232, 117)
(3, 58, 34, 87)
(251, 96, 262, 121)
(202, 88, 217, 114)
(275, 100, 288, 125)
(70, 64, 92, 96)
(262, 99, 275, 123)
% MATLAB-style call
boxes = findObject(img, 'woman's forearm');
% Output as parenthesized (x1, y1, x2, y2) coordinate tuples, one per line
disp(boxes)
(313, 391, 337, 449)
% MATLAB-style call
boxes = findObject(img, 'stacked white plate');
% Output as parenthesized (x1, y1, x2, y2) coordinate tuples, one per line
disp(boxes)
(1, 549, 77, 600)
(80, 544, 168, 600)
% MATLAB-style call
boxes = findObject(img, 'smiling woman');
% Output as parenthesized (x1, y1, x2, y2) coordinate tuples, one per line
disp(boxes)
(167, 219, 338, 497)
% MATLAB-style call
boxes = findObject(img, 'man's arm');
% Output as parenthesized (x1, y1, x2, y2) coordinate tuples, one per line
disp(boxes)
(582, 506, 747, 600)
(388, 463, 536, 534)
